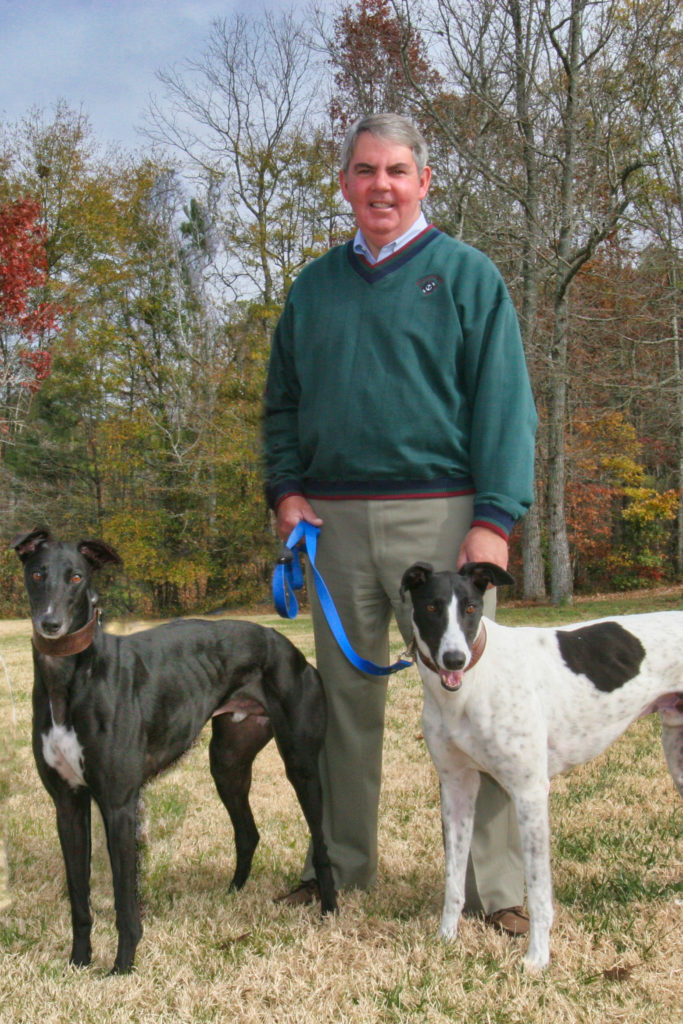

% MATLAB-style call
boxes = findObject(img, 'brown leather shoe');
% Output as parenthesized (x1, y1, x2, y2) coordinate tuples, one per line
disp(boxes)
(485, 906, 530, 936)
(273, 879, 320, 906)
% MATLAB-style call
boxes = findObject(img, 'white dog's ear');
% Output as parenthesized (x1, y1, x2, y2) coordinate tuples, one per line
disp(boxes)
(459, 562, 515, 592)
(400, 561, 434, 599)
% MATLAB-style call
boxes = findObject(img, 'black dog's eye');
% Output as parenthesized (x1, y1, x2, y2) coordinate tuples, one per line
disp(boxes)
(32, 570, 43, 581)
(465, 604, 476, 615)
(426, 603, 437, 613)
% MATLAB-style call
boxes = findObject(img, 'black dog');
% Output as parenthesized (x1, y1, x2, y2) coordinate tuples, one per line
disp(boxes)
(11, 527, 337, 973)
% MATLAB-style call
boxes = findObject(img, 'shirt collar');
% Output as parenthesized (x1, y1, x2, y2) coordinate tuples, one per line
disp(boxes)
(353, 212, 429, 265)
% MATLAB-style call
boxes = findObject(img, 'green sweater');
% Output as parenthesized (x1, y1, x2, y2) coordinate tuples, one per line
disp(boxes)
(264, 227, 537, 538)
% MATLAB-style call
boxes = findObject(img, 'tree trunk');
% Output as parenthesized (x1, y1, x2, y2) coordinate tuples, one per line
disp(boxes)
(547, 295, 573, 602)
(673, 264, 683, 575)
(510, 0, 546, 598)
(522, 501, 546, 599)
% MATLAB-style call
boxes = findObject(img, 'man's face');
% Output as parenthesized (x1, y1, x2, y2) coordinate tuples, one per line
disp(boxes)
(339, 132, 431, 258)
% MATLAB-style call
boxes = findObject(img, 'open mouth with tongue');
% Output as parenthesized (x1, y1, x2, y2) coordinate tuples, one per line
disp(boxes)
(414, 643, 468, 691)
(439, 668, 465, 692)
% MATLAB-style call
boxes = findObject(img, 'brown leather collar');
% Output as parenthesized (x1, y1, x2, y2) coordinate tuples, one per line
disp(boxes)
(411, 620, 487, 677)
(32, 609, 100, 657)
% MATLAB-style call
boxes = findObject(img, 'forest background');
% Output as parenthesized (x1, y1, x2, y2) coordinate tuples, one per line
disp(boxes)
(1, 0, 682, 616)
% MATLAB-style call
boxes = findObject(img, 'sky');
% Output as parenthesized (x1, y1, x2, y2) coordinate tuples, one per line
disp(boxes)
(0, 0, 282, 150)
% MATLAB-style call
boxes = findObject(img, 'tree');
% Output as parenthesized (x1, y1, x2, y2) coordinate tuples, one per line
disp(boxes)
(566, 411, 678, 589)
(0, 101, 279, 614)
(0, 196, 60, 458)
(325, 0, 442, 128)
(630, 10, 683, 571)
(147, 10, 341, 307)
(388, 0, 680, 600)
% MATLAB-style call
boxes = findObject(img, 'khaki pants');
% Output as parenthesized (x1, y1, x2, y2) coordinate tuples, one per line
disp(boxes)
(302, 496, 524, 913)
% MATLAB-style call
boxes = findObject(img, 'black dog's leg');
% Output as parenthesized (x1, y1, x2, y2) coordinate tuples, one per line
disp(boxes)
(209, 713, 273, 891)
(53, 786, 94, 967)
(100, 799, 142, 974)
(266, 664, 338, 915)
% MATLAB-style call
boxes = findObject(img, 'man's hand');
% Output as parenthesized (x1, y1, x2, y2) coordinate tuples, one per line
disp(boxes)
(275, 495, 324, 542)
(456, 526, 509, 570)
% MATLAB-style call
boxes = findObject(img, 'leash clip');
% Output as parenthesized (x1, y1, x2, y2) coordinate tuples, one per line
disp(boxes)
(399, 642, 416, 665)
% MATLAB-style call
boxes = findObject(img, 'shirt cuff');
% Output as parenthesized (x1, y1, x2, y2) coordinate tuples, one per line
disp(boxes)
(471, 502, 515, 540)
(266, 479, 304, 511)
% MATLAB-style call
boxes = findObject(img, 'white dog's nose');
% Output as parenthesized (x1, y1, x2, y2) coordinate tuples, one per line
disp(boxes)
(442, 650, 466, 671)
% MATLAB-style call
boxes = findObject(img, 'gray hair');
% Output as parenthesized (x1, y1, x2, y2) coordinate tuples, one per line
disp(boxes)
(340, 113, 429, 175)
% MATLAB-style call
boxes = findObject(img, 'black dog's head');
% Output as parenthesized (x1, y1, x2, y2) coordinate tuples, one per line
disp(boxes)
(400, 561, 514, 691)
(11, 527, 121, 640)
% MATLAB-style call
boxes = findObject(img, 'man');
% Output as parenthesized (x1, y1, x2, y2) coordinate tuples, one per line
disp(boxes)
(264, 113, 537, 935)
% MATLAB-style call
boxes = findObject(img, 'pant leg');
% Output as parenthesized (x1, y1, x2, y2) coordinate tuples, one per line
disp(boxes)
(302, 500, 392, 890)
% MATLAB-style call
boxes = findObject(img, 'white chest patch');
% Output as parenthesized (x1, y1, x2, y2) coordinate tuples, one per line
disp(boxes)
(42, 723, 86, 788)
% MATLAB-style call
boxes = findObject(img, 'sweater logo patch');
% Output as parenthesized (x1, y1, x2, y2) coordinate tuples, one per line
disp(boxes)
(417, 274, 442, 296)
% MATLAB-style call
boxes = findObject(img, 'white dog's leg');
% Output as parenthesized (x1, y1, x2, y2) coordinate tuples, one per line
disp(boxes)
(438, 766, 480, 940)
(661, 717, 683, 797)
(514, 785, 554, 969)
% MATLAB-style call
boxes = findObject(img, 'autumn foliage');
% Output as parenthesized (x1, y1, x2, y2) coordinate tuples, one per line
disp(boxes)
(329, 0, 441, 128)
(0, 197, 59, 395)
(0, 199, 56, 336)
(566, 412, 678, 591)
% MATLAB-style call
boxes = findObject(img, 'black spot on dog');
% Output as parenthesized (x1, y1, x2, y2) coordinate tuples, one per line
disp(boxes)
(556, 622, 646, 693)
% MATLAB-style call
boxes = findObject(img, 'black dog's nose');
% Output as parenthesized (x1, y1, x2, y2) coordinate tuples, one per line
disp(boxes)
(442, 651, 466, 671)
(40, 617, 63, 636)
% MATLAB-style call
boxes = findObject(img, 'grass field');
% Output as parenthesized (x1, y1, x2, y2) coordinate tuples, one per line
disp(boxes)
(0, 591, 681, 1023)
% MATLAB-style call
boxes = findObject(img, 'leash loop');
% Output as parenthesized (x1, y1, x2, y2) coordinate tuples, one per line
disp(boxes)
(272, 521, 412, 677)
(272, 520, 307, 618)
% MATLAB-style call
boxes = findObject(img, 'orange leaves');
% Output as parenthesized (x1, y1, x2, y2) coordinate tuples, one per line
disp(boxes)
(0, 197, 57, 337)
(566, 410, 679, 589)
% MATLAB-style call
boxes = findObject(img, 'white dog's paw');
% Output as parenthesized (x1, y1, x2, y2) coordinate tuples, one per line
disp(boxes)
(439, 918, 460, 942)
(522, 949, 549, 971)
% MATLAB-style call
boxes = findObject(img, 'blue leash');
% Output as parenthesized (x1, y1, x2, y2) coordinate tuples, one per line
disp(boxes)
(272, 520, 413, 676)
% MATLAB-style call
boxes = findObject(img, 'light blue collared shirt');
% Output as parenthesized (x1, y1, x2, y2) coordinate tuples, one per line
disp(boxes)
(352, 212, 429, 265)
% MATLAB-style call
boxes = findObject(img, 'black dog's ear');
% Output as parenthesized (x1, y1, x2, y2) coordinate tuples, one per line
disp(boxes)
(400, 561, 434, 599)
(459, 561, 515, 592)
(10, 527, 52, 561)
(77, 539, 122, 570)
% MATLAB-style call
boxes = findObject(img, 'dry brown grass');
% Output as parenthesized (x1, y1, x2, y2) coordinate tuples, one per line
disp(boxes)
(0, 609, 681, 1024)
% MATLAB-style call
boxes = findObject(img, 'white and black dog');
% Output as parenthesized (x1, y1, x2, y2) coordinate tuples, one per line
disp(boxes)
(401, 561, 683, 969)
